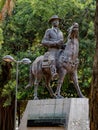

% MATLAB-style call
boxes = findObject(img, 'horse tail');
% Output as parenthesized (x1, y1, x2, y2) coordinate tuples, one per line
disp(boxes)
(25, 64, 34, 89)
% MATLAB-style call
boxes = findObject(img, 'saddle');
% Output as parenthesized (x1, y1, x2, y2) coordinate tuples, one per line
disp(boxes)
(42, 52, 50, 68)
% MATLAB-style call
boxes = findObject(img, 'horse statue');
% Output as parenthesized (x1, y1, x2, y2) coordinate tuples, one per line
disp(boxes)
(25, 23, 84, 99)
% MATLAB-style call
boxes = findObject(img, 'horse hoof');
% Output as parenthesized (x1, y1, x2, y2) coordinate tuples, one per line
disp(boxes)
(53, 94, 58, 99)
(80, 95, 85, 98)
(56, 95, 64, 99)
(33, 97, 39, 100)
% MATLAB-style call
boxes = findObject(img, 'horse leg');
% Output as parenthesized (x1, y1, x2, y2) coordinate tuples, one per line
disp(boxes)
(71, 71, 84, 98)
(25, 65, 34, 89)
(45, 76, 56, 98)
(55, 69, 67, 98)
(33, 78, 40, 100)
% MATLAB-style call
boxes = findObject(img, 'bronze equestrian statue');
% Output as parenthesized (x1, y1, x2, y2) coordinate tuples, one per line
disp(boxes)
(42, 15, 64, 79)
(25, 16, 84, 99)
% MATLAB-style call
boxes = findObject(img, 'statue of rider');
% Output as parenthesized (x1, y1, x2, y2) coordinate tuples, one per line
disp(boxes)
(41, 15, 64, 79)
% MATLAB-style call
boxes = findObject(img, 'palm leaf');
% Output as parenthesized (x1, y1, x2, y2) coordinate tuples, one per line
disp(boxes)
(0, 0, 6, 12)
(0, 0, 16, 20)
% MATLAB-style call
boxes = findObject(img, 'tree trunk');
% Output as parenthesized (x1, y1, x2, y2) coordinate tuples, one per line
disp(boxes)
(0, 98, 15, 130)
(90, 1, 98, 130)
(0, 0, 15, 20)
(0, 63, 15, 130)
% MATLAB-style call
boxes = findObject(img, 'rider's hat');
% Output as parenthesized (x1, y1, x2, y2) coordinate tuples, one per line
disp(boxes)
(48, 15, 61, 23)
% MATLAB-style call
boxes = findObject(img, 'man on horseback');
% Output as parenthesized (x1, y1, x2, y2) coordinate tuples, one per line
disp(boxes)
(42, 15, 64, 79)
(26, 22, 84, 99)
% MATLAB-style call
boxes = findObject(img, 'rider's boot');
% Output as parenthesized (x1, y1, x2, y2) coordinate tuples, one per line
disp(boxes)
(50, 65, 58, 80)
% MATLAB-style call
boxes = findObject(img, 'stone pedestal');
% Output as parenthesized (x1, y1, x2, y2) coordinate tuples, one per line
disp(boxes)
(19, 98, 89, 130)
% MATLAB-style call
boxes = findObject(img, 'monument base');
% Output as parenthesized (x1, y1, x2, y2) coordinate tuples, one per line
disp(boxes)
(19, 98, 89, 130)
(19, 127, 64, 130)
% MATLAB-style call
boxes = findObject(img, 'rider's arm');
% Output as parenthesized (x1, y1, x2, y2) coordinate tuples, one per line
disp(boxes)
(41, 29, 62, 47)
(57, 31, 64, 46)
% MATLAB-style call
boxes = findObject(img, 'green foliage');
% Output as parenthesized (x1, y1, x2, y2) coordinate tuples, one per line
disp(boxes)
(0, 24, 4, 49)
(1, 80, 15, 107)
(0, 0, 6, 12)
(0, 0, 96, 105)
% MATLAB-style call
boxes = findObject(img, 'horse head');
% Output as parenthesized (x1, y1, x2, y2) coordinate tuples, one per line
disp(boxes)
(67, 22, 79, 39)
(60, 22, 79, 68)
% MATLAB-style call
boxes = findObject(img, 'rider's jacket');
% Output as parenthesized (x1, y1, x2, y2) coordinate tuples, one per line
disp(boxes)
(42, 27, 64, 50)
